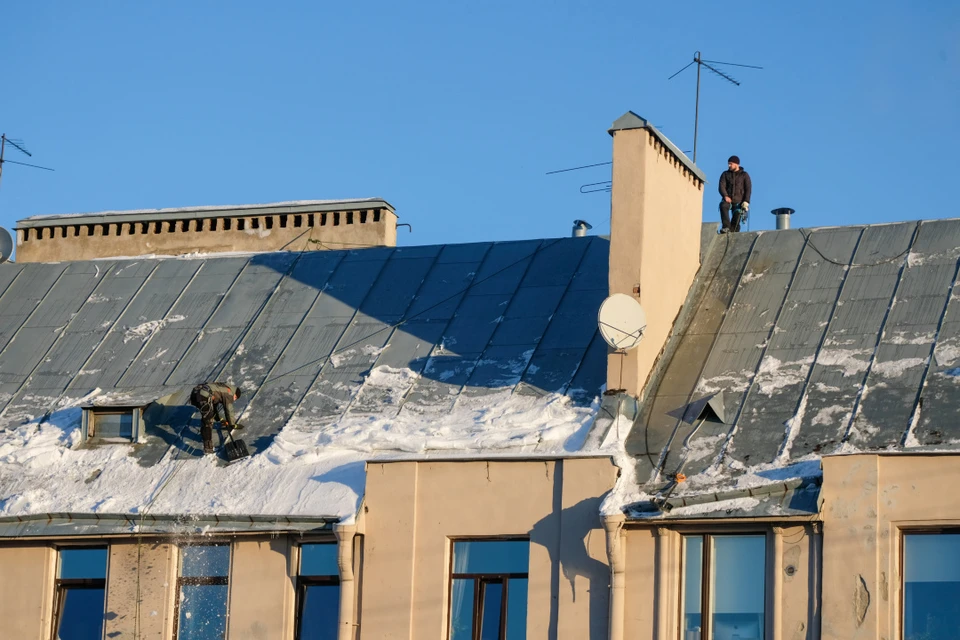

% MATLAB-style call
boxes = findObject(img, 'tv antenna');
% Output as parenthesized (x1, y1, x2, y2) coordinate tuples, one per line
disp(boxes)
(668, 52, 762, 163)
(0, 134, 55, 188)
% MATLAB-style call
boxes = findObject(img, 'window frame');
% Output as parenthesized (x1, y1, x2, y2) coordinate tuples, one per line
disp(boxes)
(294, 541, 341, 640)
(81, 406, 144, 443)
(172, 541, 232, 640)
(51, 545, 108, 640)
(447, 537, 530, 640)
(679, 532, 769, 640)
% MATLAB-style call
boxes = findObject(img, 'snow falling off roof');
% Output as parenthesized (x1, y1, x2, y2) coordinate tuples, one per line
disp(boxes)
(0, 237, 609, 524)
(613, 219, 960, 517)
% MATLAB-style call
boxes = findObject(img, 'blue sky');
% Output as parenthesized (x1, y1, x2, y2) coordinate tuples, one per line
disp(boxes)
(1, 1, 957, 250)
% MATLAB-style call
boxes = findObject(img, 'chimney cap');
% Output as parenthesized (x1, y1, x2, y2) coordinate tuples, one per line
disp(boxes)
(771, 208, 795, 217)
(608, 111, 706, 183)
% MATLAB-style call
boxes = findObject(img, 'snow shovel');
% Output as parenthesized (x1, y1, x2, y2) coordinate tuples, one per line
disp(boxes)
(218, 423, 250, 464)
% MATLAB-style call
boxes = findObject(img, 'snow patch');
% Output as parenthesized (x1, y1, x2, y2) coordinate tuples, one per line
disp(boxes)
(123, 315, 186, 343)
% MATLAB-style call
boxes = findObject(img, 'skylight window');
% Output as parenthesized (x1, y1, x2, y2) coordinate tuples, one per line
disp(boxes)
(81, 406, 144, 443)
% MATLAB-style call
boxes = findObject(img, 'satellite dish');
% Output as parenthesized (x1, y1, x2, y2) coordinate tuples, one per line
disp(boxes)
(0, 227, 12, 264)
(598, 293, 647, 350)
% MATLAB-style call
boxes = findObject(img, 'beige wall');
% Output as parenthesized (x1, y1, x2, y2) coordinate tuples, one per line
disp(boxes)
(820, 453, 960, 640)
(229, 537, 297, 640)
(360, 457, 618, 640)
(608, 127, 704, 398)
(104, 540, 177, 639)
(621, 523, 820, 640)
(15, 208, 397, 262)
(0, 544, 55, 639)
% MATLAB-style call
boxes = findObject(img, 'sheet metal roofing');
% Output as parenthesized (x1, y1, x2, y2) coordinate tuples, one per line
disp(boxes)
(622, 220, 960, 518)
(0, 236, 608, 530)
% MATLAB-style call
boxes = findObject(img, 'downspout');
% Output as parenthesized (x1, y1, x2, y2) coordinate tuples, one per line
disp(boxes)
(603, 513, 626, 640)
(334, 522, 358, 640)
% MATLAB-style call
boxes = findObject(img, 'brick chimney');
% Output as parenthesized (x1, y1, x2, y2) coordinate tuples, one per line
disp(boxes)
(14, 198, 397, 263)
(607, 112, 705, 398)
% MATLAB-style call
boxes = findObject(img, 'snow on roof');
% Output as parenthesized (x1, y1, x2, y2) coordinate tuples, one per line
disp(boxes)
(0, 236, 609, 527)
(610, 219, 960, 518)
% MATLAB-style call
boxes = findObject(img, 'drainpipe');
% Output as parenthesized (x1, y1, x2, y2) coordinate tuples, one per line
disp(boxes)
(602, 513, 626, 640)
(334, 522, 358, 640)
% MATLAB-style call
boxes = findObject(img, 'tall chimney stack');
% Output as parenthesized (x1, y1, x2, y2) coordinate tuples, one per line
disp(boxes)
(607, 112, 705, 398)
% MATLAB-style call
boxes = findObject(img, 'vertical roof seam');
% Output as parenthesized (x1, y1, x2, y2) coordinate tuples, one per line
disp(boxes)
(394, 243, 496, 416)
(237, 251, 350, 423)
(901, 254, 960, 445)
(840, 222, 923, 445)
(0, 261, 119, 416)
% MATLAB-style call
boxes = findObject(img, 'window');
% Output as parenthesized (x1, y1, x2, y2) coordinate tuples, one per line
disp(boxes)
(175, 544, 230, 640)
(903, 532, 960, 640)
(82, 407, 143, 443)
(449, 539, 529, 640)
(296, 543, 340, 640)
(681, 534, 766, 640)
(53, 547, 107, 640)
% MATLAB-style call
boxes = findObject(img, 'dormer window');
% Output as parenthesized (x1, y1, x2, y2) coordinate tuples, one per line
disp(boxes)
(81, 406, 144, 443)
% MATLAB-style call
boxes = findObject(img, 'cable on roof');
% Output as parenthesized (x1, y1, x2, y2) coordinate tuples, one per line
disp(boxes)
(798, 221, 921, 267)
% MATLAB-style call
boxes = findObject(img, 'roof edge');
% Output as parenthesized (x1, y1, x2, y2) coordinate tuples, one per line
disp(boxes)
(18, 198, 396, 228)
(608, 111, 706, 183)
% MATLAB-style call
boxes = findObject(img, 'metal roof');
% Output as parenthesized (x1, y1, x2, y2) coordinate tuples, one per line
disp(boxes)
(17, 198, 395, 228)
(623, 220, 960, 517)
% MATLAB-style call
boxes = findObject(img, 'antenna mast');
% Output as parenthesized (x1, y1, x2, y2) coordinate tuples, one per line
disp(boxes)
(0, 134, 55, 188)
(668, 52, 763, 163)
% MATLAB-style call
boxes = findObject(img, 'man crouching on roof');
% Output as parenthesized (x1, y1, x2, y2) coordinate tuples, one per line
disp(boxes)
(190, 382, 242, 455)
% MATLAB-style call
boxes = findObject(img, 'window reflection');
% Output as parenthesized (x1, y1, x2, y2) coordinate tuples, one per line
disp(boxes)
(296, 543, 340, 640)
(55, 547, 107, 640)
(450, 539, 528, 640)
(904, 533, 960, 640)
(681, 534, 766, 640)
(176, 544, 229, 640)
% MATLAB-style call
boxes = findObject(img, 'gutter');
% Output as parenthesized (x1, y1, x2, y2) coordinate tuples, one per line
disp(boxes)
(602, 513, 626, 640)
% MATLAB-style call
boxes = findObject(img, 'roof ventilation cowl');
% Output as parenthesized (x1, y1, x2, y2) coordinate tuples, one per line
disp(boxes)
(572, 219, 593, 237)
(771, 207, 795, 230)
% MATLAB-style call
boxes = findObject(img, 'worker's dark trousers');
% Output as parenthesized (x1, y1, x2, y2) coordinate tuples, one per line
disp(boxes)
(720, 201, 745, 231)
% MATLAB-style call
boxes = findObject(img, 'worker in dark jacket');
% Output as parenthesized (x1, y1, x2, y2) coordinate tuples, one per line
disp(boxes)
(190, 382, 242, 455)
(719, 155, 752, 233)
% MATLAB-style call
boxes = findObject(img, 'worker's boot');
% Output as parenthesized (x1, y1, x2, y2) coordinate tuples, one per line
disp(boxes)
(203, 440, 215, 455)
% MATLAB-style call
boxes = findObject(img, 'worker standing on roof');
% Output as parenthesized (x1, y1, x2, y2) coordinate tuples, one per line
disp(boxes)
(189, 382, 242, 455)
(719, 155, 752, 234)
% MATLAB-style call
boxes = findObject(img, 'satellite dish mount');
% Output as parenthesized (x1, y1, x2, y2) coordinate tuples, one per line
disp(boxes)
(598, 293, 648, 393)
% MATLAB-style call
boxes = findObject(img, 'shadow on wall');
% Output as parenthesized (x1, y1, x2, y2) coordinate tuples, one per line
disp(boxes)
(530, 464, 611, 640)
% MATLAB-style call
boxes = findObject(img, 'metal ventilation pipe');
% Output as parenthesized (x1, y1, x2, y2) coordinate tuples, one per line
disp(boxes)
(771, 208, 795, 230)
(572, 219, 593, 237)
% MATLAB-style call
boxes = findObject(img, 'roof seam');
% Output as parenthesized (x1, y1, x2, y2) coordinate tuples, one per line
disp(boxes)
(841, 222, 923, 445)
(901, 255, 960, 446)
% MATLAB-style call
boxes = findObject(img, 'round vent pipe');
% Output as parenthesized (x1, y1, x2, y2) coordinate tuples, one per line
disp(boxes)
(572, 219, 593, 237)
(771, 208, 795, 230)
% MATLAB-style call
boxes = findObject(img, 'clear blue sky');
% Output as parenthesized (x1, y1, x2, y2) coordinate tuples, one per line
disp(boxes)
(1, 1, 957, 250)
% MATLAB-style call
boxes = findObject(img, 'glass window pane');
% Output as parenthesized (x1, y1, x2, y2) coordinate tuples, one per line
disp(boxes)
(178, 584, 228, 640)
(450, 578, 475, 640)
(452, 540, 529, 575)
(479, 581, 503, 640)
(59, 547, 107, 580)
(506, 578, 528, 640)
(682, 536, 703, 640)
(181, 545, 230, 578)
(94, 412, 133, 439)
(298, 584, 340, 640)
(56, 587, 105, 640)
(904, 534, 960, 640)
(710, 535, 765, 640)
(301, 544, 339, 576)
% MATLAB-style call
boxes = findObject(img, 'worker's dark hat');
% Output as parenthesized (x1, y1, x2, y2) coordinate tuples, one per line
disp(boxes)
(728, 155, 740, 164)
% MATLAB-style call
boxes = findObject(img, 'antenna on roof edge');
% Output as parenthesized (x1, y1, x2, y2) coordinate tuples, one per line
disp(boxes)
(667, 52, 763, 163)
(0, 133, 55, 189)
